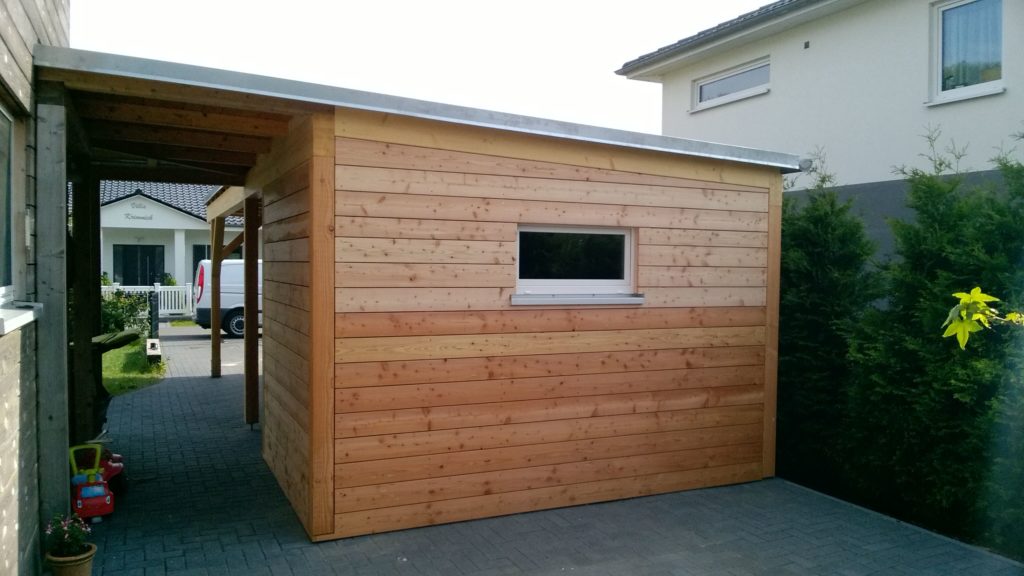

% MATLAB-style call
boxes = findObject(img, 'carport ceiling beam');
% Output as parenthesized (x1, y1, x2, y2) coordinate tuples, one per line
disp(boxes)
(208, 185, 259, 221)
(92, 166, 248, 186)
(93, 140, 258, 167)
(85, 121, 273, 153)
(74, 96, 291, 137)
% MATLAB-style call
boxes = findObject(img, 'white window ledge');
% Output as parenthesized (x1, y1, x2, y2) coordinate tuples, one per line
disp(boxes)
(926, 82, 1005, 107)
(0, 301, 43, 336)
(510, 293, 645, 306)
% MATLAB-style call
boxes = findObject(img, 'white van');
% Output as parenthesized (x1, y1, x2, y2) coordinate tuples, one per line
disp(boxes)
(193, 259, 262, 338)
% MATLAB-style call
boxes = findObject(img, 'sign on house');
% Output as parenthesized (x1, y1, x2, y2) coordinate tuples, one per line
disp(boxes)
(122, 200, 155, 221)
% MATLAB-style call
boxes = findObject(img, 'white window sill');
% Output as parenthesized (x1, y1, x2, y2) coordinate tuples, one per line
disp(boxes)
(690, 86, 770, 114)
(0, 301, 43, 336)
(510, 293, 645, 306)
(926, 82, 1005, 107)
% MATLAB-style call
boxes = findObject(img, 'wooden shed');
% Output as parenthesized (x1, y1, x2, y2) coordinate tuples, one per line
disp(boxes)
(33, 46, 799, 542)
(256, 111, 795, 541)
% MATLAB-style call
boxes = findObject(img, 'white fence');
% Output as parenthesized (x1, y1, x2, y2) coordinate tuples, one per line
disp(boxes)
(101, 283, 194, 317)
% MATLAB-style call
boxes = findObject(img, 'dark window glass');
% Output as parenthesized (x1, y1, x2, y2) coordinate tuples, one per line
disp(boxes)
(699, 63, 769, 103)
(113, 244, 165, 285)
(519, 232, 625, 280)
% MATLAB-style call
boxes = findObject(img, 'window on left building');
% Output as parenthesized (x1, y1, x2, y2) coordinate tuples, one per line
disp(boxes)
(0, 108, 12, 299)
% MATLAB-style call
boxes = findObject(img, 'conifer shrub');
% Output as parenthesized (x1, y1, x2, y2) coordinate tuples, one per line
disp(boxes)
(843, 139, 1024, 554)
(777, 162, 877, 491)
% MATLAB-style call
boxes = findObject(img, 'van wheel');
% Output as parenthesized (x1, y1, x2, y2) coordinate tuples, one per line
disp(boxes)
(223, 310, 245, 338)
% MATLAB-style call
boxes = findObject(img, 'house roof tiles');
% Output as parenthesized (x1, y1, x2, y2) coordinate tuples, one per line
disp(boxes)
(99, 181, 243, 226)
(616, 0, 822, 76)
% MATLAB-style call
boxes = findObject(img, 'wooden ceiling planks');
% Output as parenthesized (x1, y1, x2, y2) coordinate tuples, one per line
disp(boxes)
(37, 67, 325, 115)
(74, 93, 291, 137)
(38, 69, 326, 185)
(67, 90, 283, 184)
(84, 120, 274, 153)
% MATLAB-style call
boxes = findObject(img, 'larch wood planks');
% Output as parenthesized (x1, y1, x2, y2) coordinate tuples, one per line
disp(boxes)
(326, 123, 780, 540)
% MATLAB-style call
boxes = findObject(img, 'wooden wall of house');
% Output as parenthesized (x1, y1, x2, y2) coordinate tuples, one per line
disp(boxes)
(0, 1, 68, 572)
(251, 112, 335, 538)
(0, 0, 69, 111)
(329, 109, 781, 539)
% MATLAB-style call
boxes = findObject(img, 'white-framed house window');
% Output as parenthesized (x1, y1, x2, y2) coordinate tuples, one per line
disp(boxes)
(0, 106, 12, 303)
(692, 58, 770, 112)
(511, 225, 643, 306)
(0, 105, 41, 335)
(929, 0, 1003, 105)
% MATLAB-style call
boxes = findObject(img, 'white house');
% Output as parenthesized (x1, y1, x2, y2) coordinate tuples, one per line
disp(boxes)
(617, 0, 1021, 188)
(100, 181, 249, 286)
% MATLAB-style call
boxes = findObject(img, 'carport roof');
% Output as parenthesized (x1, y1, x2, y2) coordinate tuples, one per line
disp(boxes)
(34, 45, 801, 183)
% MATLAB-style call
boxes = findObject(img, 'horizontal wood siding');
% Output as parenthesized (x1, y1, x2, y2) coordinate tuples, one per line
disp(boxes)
(257, 147, 314, 533)
(258, 112, 337, 541)
(0, 0, 69, 111)
(331, 114, 775, 539)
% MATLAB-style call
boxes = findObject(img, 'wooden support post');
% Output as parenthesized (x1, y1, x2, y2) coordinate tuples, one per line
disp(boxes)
(763, 173, 782, 477)
(36, 82, 70, 519)
(70, 173, 103, 443)
(210, 217, 224, 378)
(243, 196, 259, 424)
(308, 116, 336, 537)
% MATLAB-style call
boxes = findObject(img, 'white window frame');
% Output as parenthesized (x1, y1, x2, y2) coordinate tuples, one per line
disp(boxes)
(928, 0, 1004, 106)
(512, 225, 642, 306)
(691, 58, 771, 113)
(0, 105, 41, 335)
(0, 105, 12, 306)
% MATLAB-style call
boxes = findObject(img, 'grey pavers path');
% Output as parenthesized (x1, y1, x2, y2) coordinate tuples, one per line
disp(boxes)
(89, 324, 1024, 575)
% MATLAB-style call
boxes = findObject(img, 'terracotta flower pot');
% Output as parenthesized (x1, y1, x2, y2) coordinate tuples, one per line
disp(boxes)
(45, 542, 97, 576)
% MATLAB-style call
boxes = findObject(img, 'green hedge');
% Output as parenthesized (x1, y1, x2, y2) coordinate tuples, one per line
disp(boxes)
(778, 145, 1024, 560)
(777, 188, 877, 491)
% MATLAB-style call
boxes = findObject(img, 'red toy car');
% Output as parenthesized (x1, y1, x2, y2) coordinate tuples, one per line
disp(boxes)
(69, 443, 124, 521)
(73, 481, 114, 520)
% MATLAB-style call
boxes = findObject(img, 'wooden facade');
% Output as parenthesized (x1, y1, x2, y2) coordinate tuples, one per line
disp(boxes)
(29, 44, 793, 549)
(1, 3, 69, 574)
(252, 106, 783, 541)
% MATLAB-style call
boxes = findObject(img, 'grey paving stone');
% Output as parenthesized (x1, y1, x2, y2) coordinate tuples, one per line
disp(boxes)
(89, 324, 1024, 576)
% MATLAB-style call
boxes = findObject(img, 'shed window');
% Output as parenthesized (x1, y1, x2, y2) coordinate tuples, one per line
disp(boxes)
(693, 59, 770, 111)
(513, 226, 642, 305)
(931, 0, 1003, 103)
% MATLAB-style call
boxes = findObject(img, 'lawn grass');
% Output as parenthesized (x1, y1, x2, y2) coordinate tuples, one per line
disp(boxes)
(169, 319, 197, 327)
(102, 342, 166, 396)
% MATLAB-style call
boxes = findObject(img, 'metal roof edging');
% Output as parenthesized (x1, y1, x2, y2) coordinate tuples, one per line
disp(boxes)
(34, 45, 801, 173)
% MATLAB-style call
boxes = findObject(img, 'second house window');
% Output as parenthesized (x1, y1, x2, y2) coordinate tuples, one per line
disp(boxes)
(694, 58, 770, 110)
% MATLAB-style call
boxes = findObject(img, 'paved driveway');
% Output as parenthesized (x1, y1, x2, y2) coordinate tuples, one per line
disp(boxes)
(89, 324, 1024, 575)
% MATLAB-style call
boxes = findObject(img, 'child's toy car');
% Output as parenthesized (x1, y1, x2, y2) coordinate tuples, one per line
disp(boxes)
(70, 443, 123, 484)
(69, 443, 124, 521)
(73, 481, 114, 520)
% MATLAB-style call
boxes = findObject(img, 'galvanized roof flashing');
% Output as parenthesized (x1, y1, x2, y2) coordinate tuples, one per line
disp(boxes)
(35, 45, 801, 173)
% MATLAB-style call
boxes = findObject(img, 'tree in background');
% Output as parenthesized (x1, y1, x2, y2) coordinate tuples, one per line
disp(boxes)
(844, 133, 1024, 549)
(777, 154, 878, 491)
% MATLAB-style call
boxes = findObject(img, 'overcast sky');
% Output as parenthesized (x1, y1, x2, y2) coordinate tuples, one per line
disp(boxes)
(70, 1, 767, 134)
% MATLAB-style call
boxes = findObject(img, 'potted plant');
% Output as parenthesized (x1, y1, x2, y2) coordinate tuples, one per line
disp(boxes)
(44, 513, 96, 576)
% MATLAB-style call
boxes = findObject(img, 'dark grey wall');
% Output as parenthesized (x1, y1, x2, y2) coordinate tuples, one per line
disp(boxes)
(785, 169, 1004, 263)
